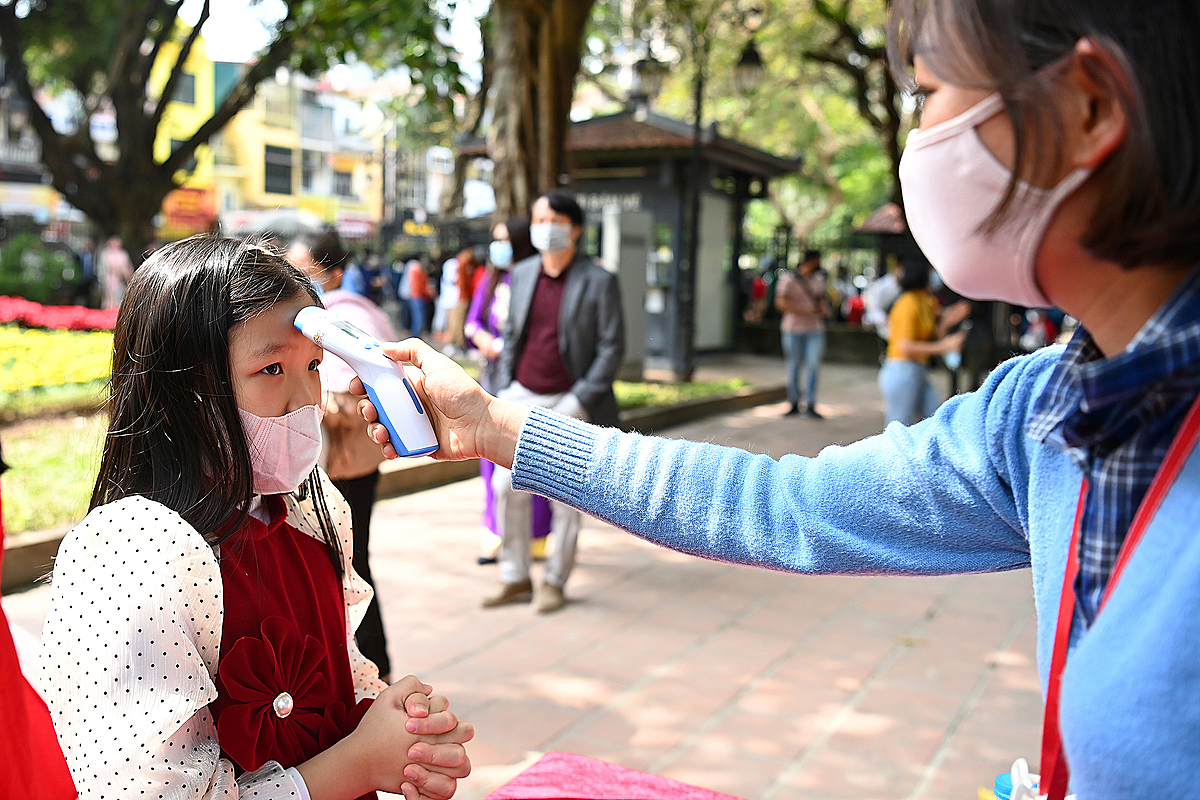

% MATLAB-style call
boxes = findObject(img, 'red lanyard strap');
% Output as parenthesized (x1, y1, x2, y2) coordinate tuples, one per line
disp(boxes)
(1039, 485, 1086, 800)
(1039, 391, 1200, 800)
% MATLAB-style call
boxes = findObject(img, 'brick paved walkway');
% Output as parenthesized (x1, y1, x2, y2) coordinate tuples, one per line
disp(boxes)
(3, 357, 1043, 800)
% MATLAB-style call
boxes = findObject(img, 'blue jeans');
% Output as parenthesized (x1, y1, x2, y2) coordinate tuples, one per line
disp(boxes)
(878, 358, 941, 425)
(408, 298, 427, 339)
(781, 330, 825, 407)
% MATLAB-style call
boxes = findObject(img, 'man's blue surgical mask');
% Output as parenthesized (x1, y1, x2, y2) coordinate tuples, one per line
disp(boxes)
(530, 222, 573, 255)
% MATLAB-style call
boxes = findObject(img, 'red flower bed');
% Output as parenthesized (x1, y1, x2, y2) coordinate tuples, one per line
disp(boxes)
(0, 296, 117, 331)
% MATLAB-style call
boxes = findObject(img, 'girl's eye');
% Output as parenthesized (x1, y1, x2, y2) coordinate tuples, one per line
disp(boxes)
(309, 358, 321, 371)
(260, 363, 283, 376)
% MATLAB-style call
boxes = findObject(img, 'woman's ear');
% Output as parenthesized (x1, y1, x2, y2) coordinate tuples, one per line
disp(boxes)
(1064, 37, 1129, 170)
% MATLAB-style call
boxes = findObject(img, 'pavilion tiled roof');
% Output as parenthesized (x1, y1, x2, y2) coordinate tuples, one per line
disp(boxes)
(568, 114, 693, 151)
(458, 108, 799, 178)
(856, 201, 908, 235)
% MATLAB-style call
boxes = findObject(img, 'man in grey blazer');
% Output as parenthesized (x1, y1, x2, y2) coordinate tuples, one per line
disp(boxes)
(486, 190, 625, 613)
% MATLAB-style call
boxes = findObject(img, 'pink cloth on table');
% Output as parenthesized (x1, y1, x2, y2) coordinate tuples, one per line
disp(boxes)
(482, 751, 747, 800)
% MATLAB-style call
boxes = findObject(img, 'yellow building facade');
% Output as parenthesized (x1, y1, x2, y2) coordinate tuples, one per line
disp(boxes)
(146, 33, 384, 244)
(149, 34, 220, 241)
(211, 71, 384, 244)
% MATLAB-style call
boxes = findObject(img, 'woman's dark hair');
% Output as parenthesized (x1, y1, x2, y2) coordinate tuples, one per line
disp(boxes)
(537, 190, 585, 228)
(889, 0, 1200, 269)
(293, 227, 348, 271)
(898, 258, 931, 292)
(506, 216, 536, 263)
(91, 235, 343, 570)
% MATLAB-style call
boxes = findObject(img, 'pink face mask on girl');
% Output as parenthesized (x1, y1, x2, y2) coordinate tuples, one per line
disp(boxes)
(238, 404, 324, 495)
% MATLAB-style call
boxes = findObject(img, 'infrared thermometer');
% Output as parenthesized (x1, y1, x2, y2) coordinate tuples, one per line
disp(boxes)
(294, 306, 439, 457)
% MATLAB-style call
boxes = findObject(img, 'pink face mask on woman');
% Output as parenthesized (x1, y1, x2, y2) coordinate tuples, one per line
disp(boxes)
(899, 92, 1091, 308)
(238, 405, 324, 495)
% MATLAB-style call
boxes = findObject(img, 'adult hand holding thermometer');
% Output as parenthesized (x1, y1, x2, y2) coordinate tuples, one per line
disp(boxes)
(295, 306, 439, 457)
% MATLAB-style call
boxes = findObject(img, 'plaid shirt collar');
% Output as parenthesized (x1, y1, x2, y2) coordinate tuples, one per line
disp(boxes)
(1029, 263, 1200, 455)
(1028, 263, 1200, 622)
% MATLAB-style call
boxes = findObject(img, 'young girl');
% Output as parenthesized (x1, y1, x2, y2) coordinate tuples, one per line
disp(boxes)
(38, 236, 471, 800)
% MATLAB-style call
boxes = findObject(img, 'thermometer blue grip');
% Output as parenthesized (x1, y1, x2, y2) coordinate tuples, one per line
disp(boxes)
(401, 376, 427, 416)
(363, 381, 437, 457)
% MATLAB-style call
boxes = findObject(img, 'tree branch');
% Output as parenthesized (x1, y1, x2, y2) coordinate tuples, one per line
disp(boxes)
(0, 11, 62, 155)
(142, 0, 186, 94)
(583, 73, 627, 105)
(152, 0, 210, 131)
(793, 93, 843, 238)
(0, 3, 116, 215)
(108, 1, 176, 173)
(106, 0, 167, 100)
(464, 18, 492, 139)
(802, 49, 885, 130)
(163, 6, 298, 174)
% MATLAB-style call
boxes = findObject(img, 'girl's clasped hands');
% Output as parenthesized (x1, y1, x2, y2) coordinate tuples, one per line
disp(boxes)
(298, 676, 473, 800)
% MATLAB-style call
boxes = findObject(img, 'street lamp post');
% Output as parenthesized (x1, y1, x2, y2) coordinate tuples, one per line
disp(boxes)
(735, 38, 765, 96)
(673, 42, 707, 383)
(672, 12, 765, 382)
(631, 56, 668, 109)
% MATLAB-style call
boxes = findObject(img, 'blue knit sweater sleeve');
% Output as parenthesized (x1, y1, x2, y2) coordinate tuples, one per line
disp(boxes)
(512, 349, 1064, 577)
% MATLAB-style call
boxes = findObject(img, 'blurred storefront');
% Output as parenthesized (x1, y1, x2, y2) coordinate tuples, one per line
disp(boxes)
(157, 187, 218, 241)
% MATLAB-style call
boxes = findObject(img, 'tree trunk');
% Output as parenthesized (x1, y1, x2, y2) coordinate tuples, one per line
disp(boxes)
(488, 0, 594, 221)
(881, 67, 904, 209)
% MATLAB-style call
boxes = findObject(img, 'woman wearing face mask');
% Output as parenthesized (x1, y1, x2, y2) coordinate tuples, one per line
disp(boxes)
(463, 217, 553, 566)
(361, 1, 1200, 796)
(878, 258, 972, 425)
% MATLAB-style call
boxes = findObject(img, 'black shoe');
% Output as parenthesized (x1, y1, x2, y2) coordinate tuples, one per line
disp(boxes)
(784, 403, 800, 417)
(805, 405, 824, 419)
(476, 555, 498, 566)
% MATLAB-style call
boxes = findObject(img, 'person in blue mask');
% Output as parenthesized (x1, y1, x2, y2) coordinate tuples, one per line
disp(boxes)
(463, 217, 553, 567)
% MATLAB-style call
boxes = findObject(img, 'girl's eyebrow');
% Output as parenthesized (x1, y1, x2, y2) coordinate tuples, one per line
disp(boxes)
(247, 339, 297, 360)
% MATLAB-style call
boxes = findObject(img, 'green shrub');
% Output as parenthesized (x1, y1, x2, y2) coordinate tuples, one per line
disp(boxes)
(615, 378, 747, 410)
(0, 233, 83, 304)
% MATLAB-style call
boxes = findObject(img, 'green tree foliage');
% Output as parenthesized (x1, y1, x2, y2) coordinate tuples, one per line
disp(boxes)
(0, 0, 461, 262)
(579, 0, 907, 247)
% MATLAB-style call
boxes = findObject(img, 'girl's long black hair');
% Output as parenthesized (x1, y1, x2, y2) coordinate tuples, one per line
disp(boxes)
(91, 235, 343, 572)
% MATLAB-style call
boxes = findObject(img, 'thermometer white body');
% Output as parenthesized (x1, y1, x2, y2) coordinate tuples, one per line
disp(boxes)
(294, 306, 438, 457)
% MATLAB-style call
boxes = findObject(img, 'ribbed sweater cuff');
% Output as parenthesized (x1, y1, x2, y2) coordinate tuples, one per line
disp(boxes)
(511, 406, 599, 504)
